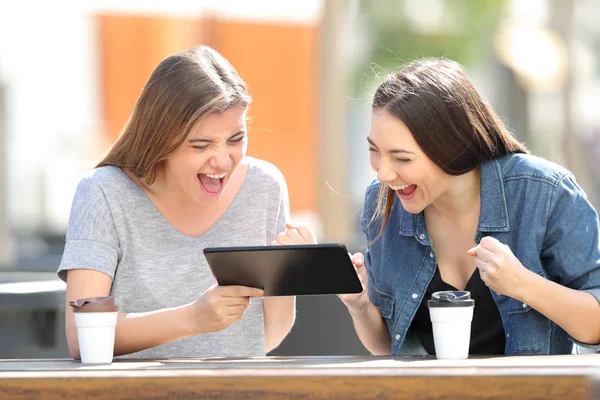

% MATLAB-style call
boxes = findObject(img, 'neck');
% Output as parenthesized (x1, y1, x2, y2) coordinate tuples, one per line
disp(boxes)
(427, 167, 481, 222)
(141, 168, 209, 218)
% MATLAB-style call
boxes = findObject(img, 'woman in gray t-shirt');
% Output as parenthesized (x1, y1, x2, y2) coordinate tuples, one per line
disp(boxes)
(58, 46, 295, 359)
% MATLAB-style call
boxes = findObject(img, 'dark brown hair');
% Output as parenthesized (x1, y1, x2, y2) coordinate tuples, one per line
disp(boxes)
(371, 58, 528, 240)
(97, 45, 251, 184)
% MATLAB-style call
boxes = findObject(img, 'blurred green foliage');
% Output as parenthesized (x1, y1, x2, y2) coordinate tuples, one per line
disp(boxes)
(354, 0, 506, 94)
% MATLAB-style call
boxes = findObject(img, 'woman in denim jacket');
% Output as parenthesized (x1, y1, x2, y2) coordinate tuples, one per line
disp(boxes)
(278, 58, 600, 355)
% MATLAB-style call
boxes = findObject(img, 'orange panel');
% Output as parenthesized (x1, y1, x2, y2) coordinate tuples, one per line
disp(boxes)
(98, 15, 318, 212)
(98, 15, 204, 142)
(210, 21, 318, 211)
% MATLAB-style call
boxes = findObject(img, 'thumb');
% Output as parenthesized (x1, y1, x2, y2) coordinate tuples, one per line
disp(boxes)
(466, 246, 478, 257)
(352, 252, 365, 267)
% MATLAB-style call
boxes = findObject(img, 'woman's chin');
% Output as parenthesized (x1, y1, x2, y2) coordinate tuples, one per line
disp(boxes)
(398, 199, 425, 215)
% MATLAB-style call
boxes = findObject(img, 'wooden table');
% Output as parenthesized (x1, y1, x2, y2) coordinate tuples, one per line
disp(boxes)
(1, 354, 599, 399)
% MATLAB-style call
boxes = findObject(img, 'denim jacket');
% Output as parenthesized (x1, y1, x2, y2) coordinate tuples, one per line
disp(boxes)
(361, 153, 600, 355)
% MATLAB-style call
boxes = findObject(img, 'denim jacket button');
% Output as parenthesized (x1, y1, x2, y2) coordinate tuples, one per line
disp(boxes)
(395, 334, 401, 340)
(411, 293, 418, 299)
(419, 234, 425, 240)
(429, 252, 434, 258)
(522, 303, 528, 308)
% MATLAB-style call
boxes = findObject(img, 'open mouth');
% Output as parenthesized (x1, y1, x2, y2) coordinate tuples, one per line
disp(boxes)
(198, 172, 227, 196)
(389, 183, 417, 198)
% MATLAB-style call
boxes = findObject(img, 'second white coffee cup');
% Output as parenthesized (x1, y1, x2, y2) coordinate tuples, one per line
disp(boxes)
(428, 291, 475, 359)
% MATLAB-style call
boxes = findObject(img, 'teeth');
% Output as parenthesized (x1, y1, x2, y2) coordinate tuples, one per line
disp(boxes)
(205, 172, 227, 179)
(389, 184, 410, 191)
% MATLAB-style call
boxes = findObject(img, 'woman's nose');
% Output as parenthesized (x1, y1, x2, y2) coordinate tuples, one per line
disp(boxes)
(377, 160, 396, 183)
(211, 147, 232, 170)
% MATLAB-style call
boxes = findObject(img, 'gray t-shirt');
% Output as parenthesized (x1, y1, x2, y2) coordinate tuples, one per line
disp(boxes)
(58, 157, 289, 358)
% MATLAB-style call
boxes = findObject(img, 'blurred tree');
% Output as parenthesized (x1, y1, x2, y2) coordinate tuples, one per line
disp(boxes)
(354, 0, 506, 94)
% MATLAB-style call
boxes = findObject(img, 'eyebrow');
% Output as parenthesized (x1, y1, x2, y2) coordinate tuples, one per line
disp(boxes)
(189, 130, 246, 143)
(367, 137, 415, 155)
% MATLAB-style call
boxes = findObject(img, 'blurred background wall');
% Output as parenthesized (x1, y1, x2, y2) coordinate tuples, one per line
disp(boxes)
(1, 0, 599, 358)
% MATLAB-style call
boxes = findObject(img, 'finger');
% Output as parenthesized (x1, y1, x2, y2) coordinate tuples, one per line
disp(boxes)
(347, 252, 363, 274)
(275, 232, 294, 245)
(466, 245, 478, 256)
(222, 296, 251, 307)
(220, 299, 250, 309)
(479, 236, 502, 250)
(284, 228, 305, 244)
(224, 304, 249, 315)
(296, 226, 317, 243)
(285, 223, 317, 244)
(271, 240, 279, 245)
(218, 285, 264, 298)
(472, 245, 495, 263)
(357, 268, 368, 285)
(355, 272, 364, 284)
(473, 257, 491, 274)
(352, 252, 365, 267)
(479, 270, 490, 285)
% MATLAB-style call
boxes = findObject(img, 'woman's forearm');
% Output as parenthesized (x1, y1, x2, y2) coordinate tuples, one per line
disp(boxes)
(67, 303, 195, 359)
(112, 304, 196, 356)
(263, 296, 296, 353)
(117, 295, 296, 357)
(347, 302, 392, 355)
(517, 273, 600, 345)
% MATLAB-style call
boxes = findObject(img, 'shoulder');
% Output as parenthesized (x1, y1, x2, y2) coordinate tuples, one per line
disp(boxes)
(361, 178, 385, 226)
(245, 157, 287, 191)
(495, 153, 572, 187)
(68, 167, 129, 222)
(74, 166, 133, 203)
(79, 165, 127, 188)
(493, 153, 591, 215)
(365, 178, 383, 195)
(364, 178, 384, 206)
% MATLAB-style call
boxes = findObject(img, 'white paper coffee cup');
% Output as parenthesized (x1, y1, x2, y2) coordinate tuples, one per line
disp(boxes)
(70, 297, 119, 364)
(428, 291, 474, 359)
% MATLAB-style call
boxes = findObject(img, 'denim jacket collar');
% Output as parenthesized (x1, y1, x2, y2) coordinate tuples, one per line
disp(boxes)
(478, 158, 510, 233)
(397, 158, 510, 244)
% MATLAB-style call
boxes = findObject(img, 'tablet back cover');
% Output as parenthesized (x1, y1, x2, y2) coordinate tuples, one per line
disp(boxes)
(203, 244, 362, 296)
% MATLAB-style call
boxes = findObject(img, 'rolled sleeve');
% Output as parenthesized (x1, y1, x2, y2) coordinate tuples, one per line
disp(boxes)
(542, 174, 600, 296)
(58, 239, 119, 282)
(584, 288, 600, 305)
(57, 175, 121, 282)
(542, 174, 600, 351)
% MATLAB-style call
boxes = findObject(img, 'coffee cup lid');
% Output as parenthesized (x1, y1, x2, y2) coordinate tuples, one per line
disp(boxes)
(427, 291, 474, 308)
(69, 296, 119, 313)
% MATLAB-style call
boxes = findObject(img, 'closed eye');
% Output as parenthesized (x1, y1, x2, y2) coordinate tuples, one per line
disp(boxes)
(192, 135, 245, 150)
(229, 136, 245, 143)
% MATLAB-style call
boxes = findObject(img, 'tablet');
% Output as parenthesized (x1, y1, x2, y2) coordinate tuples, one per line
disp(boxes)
(203, 243, 362, 297)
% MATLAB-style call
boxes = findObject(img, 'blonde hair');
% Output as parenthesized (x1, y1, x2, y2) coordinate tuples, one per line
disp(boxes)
(97, 46, 251, 184)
